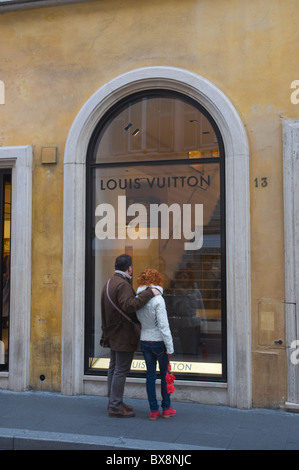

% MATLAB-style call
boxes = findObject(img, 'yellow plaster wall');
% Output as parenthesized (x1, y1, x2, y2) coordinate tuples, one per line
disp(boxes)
(0, 0, 298, 404)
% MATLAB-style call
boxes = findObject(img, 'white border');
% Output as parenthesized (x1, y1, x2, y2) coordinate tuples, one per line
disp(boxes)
(62, 67, 251, 408)
(283, 119, 299, 410)
(0, 145, 32, 391)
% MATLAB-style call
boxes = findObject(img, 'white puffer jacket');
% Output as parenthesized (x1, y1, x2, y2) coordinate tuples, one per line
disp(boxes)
(136, 285, 174, 355)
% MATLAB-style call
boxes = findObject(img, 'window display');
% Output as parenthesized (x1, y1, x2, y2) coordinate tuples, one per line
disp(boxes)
(85, 91, 226, 381)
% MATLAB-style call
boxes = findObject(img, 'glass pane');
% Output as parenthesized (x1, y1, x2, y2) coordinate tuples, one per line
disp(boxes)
(93, 94, 220, 164)
(87, 162, 224, 380)
(0, 175, 11, 371)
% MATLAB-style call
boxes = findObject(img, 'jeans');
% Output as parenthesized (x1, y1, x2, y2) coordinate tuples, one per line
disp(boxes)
(107, 350, 134, 411)
(140, 341, 171, 412)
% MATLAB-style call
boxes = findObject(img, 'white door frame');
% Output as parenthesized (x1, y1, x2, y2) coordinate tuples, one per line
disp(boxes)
(62, 67, 251, 408)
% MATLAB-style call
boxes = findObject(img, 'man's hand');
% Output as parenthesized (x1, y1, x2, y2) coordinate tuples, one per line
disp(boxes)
(151, 288, 161, 296)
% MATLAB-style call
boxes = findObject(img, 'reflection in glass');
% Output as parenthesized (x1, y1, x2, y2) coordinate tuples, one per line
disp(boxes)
(86, 91, 225, 381)
(88, 163, 224, 379)
(93, 94, 219, 164)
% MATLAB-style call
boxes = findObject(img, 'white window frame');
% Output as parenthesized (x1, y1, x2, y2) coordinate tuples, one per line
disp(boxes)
(62, 67, 251, 408)
(0, 145, 32, 391)
(283, 119, 299, 411)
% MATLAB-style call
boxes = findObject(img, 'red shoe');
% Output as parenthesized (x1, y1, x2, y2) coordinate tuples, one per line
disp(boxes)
(162, 407, 176, 418)
(149, 410, 160, 421)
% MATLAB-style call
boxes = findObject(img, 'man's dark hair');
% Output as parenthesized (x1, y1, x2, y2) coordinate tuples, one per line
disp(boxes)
(115, 254, 132, 272)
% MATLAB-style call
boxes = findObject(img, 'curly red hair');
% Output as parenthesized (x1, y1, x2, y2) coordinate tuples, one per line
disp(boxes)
(137, 268, 163, 287)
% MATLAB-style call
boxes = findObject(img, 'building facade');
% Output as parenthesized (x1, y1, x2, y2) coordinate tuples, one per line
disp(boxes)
(0, 0, 299, 409)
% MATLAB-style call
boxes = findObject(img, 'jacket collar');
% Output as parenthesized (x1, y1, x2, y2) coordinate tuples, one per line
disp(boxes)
(114, 271, 132, 283)
(137, 285, 163, 294)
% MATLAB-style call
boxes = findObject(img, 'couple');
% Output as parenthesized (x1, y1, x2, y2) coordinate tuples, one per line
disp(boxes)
(101, 254, 175, 420)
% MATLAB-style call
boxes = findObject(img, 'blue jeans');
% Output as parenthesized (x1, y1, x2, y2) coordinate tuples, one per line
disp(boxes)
(140, 341, 171, 412)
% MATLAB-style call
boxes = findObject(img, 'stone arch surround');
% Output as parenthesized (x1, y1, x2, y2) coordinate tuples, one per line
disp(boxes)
(62, 67, 251, 408)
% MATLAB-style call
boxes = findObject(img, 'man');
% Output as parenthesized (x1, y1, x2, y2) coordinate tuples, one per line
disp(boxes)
(101, 254, 160, 417)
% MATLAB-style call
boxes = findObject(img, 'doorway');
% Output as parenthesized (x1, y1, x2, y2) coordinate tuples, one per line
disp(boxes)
(0, 171, 11, 371)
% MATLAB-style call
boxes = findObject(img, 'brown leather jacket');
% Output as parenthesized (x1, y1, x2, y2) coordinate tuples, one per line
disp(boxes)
(101, 272, 154, 351)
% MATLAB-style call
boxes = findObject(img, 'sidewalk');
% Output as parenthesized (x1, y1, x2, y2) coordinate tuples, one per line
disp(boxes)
(1, 389, 299, 450)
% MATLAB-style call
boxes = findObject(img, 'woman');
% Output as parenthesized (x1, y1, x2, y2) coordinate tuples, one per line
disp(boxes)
(136, 268, 176, 420)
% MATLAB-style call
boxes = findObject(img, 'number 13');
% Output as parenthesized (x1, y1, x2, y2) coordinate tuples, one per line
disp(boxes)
(254, 177, 268, 187)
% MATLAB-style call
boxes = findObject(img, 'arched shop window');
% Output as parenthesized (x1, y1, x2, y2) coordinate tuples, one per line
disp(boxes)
(85, 90, 227, 382)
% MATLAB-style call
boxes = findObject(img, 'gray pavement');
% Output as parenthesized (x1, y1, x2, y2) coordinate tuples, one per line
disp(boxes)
(0, 389, 299, 451)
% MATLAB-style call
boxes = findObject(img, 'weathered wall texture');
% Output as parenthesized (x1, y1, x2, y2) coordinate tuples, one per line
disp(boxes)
(0, 0, 299, 405)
